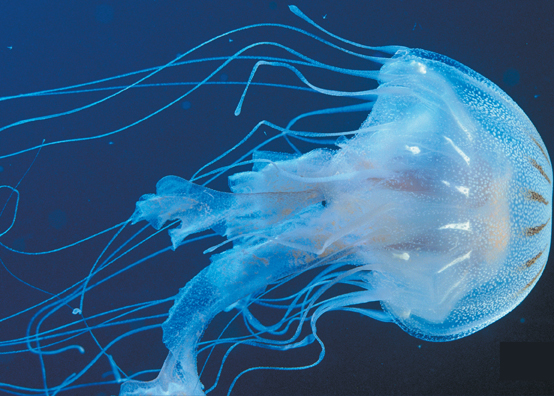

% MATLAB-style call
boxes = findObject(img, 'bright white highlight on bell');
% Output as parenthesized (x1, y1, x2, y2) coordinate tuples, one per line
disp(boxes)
(456, 186, 470, 197)
(444, 136, 470, 165)
(405, 145, 421, 154)
(439, 221, 471, 231)
(413, 61, 427, 74)
(437, 251, 472, 273)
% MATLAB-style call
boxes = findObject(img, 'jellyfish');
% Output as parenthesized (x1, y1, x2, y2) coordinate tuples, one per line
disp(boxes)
(0, 5, 551, 396)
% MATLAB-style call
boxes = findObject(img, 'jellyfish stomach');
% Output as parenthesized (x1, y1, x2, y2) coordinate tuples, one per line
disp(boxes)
(120, 241, 313, 396)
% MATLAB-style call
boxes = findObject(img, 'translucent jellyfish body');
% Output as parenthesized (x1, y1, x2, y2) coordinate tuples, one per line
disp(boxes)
(122, 40, 552, 396)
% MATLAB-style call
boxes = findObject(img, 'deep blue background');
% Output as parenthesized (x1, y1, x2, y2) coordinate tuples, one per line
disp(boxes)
(1, 1, 553, 395)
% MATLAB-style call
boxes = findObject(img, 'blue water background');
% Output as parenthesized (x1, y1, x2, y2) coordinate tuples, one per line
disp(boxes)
(1, 1, 553, 395)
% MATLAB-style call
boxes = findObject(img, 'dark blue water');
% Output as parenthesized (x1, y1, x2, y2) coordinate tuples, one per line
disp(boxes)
(1, 1, 553, 395)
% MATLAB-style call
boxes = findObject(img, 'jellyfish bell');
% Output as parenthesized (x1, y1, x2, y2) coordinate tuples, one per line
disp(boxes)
(358, 48, 551, 341)
(0, 5, 551, 396)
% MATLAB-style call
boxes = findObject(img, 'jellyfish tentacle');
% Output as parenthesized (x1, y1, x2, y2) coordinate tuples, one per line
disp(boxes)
(0, 19, 390, 160)
(288, 5, 406, 55)
(119, 241, 323, 395)
(234, 59, 380, 116)
(0, 185, 19, 238)
(124, 169, 336, 394)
